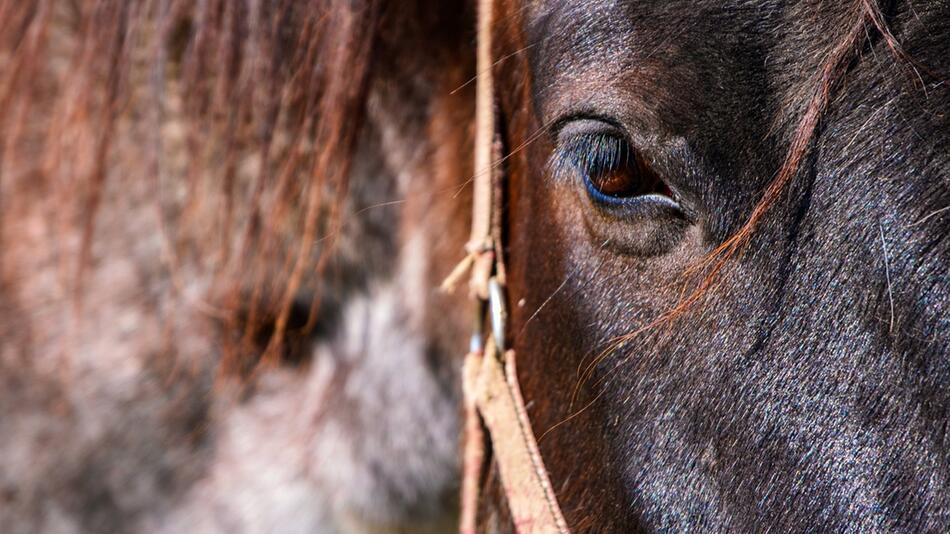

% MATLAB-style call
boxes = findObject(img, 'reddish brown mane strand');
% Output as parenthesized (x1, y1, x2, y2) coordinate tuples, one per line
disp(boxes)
(642, 0, 906, 332)
(74, 2, 130, 304)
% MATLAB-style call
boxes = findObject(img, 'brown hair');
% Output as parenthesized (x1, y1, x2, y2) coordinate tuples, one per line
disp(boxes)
(0, 0, 379, 371)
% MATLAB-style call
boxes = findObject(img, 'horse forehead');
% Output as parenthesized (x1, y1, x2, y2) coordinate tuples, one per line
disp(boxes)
(523, 0, 769, 52)
(521, 1, 779, 121)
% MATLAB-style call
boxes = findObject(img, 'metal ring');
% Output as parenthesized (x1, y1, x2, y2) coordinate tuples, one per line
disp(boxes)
(488, 276, 507, 353)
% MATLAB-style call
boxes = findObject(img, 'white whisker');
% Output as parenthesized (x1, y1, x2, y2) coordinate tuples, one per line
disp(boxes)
(879, 222, 895, 334)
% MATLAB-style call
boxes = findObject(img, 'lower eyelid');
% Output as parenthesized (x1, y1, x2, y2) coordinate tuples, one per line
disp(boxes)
(584, 175, 628, 204)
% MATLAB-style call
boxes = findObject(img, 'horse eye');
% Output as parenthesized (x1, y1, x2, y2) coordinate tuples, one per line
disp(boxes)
(562, 133, 670, 202)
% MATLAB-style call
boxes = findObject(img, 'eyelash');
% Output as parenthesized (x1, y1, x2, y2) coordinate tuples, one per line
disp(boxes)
(551, 133, 631, 182)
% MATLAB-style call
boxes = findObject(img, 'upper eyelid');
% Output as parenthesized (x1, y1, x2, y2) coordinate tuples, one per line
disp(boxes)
(548, 131, 629, 180)
(553, 116, 631, 145)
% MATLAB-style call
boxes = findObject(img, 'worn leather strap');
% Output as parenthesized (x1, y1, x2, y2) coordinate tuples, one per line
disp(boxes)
(464, 339, 570, 533)
(454, 0, 570, 532)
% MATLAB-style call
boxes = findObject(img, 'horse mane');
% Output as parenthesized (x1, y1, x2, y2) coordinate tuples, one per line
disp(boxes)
(0, 0, 380, 372)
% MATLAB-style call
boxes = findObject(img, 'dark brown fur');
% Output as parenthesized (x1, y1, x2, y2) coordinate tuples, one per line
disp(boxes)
(490, 0, 948, 531)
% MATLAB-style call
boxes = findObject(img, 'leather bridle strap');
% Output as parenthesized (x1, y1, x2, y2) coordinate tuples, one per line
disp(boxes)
(447, 0, 571, 532)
